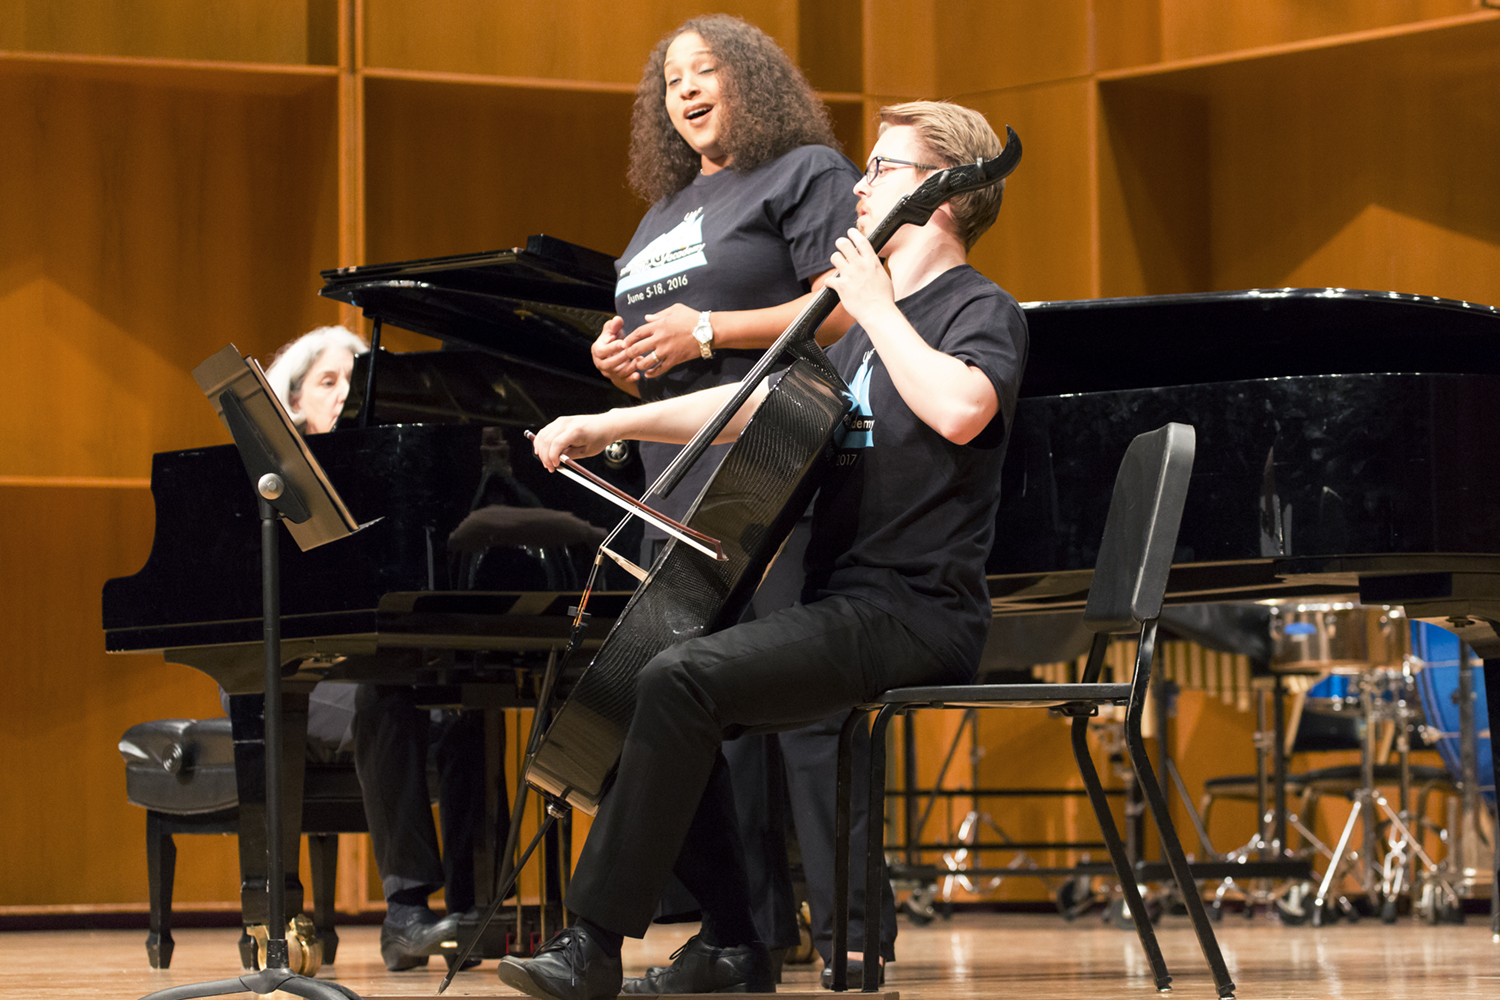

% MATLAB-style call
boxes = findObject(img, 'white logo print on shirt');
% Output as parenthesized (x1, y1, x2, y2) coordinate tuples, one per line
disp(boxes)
(839, 349, 876, 449)
(616, 208, 708, 295)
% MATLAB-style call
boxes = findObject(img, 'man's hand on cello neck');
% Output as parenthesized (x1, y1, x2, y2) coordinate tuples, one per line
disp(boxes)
(825, 226, 999, 446)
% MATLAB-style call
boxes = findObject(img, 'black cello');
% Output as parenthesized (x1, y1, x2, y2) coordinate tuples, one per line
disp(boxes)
(526, 128, 1023, 813)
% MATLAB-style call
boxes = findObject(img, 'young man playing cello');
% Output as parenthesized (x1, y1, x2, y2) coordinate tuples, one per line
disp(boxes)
(504, 101, 1028, 1000)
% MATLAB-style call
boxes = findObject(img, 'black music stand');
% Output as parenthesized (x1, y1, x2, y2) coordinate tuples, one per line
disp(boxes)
(138, 345, 372, 1000)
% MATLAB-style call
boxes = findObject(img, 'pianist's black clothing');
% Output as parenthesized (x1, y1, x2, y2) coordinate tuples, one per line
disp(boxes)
(565, 263, 1028, 939)
(353, 685, 486, 913)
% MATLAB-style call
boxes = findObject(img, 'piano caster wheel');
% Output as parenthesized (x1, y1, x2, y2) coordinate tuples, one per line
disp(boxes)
(1381, 897, 1399, 924)
(247, 914, 324, 976)
(239, 929, 258, 971)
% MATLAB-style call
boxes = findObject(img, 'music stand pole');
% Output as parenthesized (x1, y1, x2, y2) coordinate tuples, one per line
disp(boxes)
(136, 484, 359, 1000)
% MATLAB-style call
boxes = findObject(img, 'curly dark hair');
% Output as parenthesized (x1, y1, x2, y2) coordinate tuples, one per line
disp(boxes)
(627, 14, 840, 204)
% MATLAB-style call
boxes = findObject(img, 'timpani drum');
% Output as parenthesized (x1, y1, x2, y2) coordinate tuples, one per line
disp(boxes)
(1269, 602, 1410, 675)
(1412, 621, 1494, 808)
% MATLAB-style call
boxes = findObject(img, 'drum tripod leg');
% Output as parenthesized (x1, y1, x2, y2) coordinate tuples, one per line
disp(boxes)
(1313, 799, 1362, 926)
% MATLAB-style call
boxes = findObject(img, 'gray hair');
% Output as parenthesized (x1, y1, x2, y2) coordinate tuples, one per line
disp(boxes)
(264, 325, 368, 428)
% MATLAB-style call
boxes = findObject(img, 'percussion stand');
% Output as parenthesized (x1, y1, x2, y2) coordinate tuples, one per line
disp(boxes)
(1203, 682, 1308, 919)
(1312, 667, 1446, 924)
(1415, 640, 1489, 922)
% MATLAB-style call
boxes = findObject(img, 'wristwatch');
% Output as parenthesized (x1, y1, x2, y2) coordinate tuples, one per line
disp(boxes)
(691, 310, 715, 359)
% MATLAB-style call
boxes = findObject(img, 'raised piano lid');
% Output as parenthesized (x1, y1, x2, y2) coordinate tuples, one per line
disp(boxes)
(1020, 287, 1500, 397)
(319, 235, 618, 381)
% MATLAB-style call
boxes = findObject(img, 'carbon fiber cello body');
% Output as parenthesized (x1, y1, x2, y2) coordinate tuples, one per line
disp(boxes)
(525, 128, 1022, 814)
(525, 356, 852, 813)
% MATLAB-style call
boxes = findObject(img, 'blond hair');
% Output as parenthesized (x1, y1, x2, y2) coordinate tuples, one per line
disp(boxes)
(878, 101, 1006, 250)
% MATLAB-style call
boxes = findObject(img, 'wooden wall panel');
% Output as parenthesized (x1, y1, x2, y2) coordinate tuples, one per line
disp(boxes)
(799, 0, 863, 93)
(1208, 40, 1500, 301)
(1094, 0, 1163, 72)
(0, 69, 341, 479)
(1159, 0, 1481, 63)
(935, 0, 1093, 97)
(362, 0, 799, 84)
(963, 83, 1097, 303)
(0, 484, 241, 905)
(1095, 82, 1210, 297)
(0, 0, 337, 65)
(826, 99, 870, 164)
(863, 0, 935, 99)
(364, 80, 641, 267)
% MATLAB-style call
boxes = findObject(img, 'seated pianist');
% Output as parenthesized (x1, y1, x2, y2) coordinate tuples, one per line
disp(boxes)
(263, 326, 488, 971)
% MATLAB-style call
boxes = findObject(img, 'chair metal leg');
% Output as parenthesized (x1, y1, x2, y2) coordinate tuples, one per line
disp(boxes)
(146, 811, 176, 969)
(830, 709, 863, 992)
(307, 834, 339, 964)
(1123, 629, 1236, 998)
(864, 705, 901, 992)
(1070, 714, 1171, 991)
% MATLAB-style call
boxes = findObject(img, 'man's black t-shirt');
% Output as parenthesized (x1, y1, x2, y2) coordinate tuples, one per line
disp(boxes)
(803, 265, 1029, 677)
(612, 144, 859, 534)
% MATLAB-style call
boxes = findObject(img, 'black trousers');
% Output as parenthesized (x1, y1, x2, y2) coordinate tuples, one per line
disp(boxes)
(564, 594, 963, 940)
(353, 685, 488, 913)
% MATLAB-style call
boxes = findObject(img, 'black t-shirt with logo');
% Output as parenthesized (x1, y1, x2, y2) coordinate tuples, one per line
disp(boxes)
(803, 265, 1029, 678)
(613, 144, 860, 535)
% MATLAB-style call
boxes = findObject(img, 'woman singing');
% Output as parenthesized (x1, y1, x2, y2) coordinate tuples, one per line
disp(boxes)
(597, 13, 858, 548)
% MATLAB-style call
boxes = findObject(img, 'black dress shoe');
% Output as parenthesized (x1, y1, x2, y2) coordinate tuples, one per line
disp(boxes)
(497, 926, 623, 1000)
(821, 958, 884, 990)
(621, 934, 774, 994)
(380, 908, 461, 971)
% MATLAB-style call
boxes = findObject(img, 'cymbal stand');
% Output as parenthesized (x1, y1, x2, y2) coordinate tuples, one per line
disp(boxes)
(138, 489, 358, 1000)
(1205, 690, 1289, 917)
(1416, 639, 1489, 922)
(1311, 667, 1449, 925)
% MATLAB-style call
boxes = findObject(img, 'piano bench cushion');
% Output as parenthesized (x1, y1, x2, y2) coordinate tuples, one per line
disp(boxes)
(120, 718, 238, 815)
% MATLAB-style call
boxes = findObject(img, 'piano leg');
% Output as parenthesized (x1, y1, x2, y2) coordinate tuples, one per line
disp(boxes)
(228, 687, 312, 966)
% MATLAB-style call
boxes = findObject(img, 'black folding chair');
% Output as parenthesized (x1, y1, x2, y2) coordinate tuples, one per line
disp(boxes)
(830, 422, 1235, 998)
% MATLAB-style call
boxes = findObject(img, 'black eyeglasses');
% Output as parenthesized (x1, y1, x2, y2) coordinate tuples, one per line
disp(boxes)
(863, 156, 938, 184)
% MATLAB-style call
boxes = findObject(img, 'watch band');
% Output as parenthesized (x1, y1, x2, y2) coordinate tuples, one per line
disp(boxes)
(693, 310, 714, 359)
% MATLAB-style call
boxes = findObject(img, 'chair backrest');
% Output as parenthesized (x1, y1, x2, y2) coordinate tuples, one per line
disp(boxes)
(1082, 423, 1196, 635)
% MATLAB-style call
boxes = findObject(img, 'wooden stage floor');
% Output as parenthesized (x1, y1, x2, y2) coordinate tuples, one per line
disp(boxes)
(4, 912, 1500, 999)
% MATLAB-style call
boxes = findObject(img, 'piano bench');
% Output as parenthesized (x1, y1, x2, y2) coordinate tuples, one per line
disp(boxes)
(119, 717, 368, 970)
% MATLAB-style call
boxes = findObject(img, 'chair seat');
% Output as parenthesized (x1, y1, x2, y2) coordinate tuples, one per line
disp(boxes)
(1300, 763, 1453, 795)
(1203, 774, 1309, 799)
(877, 681, 1132, 709)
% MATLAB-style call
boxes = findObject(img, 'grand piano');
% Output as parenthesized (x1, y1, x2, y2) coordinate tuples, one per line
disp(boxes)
(104, 237, 1500, 947)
